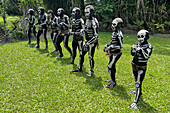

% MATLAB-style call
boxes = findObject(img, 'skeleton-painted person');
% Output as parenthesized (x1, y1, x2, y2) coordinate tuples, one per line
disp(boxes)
(56, 8, 72, 58)
(47, 10, 58, 53)
(67, 7, 84, 65)
(72, 5, 99, 76)
(34, 7, 48, 49)
(128, 29, 152, 109)
(103, 18, 123, 88)
(25, 9, 36, 44)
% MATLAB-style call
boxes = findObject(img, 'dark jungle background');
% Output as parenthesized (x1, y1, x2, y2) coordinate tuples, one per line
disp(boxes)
(0, 0, 170, 39)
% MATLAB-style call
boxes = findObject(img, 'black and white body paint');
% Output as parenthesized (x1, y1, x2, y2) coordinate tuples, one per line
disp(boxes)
(103, 18, 123, 88)
(129, 29, 152, 110)
(67, 7, 84, 64)
(72, 5, 99, 76)
(56, 8, 72, 58)
(47, 10, 59, 52)
(34, 7, 48, 49)
(25, 9, 35, 44)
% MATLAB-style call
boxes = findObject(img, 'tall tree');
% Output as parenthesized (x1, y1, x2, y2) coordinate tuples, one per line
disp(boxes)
(140, 0, 147, 29)
(136, 0, 140, 21)
(80, 0, 85, 15)
(152, 0, 156, 19)
(18, 0, 43, 35)
(1, 0, 7, 36)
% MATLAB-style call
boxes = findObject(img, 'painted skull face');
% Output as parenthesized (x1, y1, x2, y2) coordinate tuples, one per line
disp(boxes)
(111, 18, 123, 31)
(111, 20, 118, 31)
(38, 9, 41, 15)
(57, 8, 63, 16)
(38, 7, 44, 15)
(137, 30, 149, 44)
(85, 8, 91, 19)
(28, 9, 34, 15)
(72, 8, 76, 18)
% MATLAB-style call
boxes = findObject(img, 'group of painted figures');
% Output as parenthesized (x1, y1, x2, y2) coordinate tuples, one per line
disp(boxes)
(25, 5, 152, 110)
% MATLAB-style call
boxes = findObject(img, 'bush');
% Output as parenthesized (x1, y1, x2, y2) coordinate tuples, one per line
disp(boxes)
(8, 17, 24, 39)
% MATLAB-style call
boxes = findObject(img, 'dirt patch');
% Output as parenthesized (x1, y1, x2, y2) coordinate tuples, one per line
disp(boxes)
(0, 34, 35, 44)
(0, 36, 20, 44)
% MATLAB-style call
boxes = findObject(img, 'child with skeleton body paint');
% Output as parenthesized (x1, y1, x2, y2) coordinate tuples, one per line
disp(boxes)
(103, 18, 123, 88)
(72, 5, 99, 76)
(55, 8, 72, 58)
(67, 7, 84, 65)
(34, 7, 48, 49)
(128, 29, 152, 110)
(47, 10, 59, 53)
(25, 9, 35, 44)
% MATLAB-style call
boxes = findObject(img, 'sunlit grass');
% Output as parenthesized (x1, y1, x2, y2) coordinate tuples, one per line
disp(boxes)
(0, 32, 169, 112)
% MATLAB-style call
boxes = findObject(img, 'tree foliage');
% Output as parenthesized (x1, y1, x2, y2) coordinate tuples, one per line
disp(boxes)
(1, 0, 170, 34)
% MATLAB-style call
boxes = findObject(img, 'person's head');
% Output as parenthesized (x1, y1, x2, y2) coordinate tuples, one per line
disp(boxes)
(85, 5, 94, 19)
(72, 7, 81, 19)
(57, 8, 64, 16)
(111, 18, 123, 31)
(47, 10, 54, 18)
(137, 29, 149, 44)
(28, 9, 34, 15)
(38, 7, 44, 15)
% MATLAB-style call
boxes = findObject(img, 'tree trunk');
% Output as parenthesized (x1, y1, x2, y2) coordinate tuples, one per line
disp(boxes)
(2, 0, 7, 37)
(3, 8, 7, 36)
(80, 0, 85, 15)
(22, 8, 27, 35)
(136, 0, 140, 21)
(152, 0, 155, 19)
(118, 0, 121, 17)
(140, 0, 148, 29)
(125, 1, 129, 24)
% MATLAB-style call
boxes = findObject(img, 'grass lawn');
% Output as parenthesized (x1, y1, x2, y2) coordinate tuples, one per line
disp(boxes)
(0, 32, 169, 112)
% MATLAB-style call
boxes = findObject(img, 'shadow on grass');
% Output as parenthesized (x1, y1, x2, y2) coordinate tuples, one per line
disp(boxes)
(27, 43, 36, 48)
(83, 75, 103, 91)
(46, 52, 59, 58)
(138, 96, 158, 113)
(36, 48, 49, 54)
(70, 67, 103, 91)
(109, 85, 131, 101)
(53, 57, 72, 65)
(70, 67, 88, 77)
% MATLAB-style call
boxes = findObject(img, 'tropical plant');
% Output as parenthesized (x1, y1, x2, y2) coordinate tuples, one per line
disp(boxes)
(8, 17, 24, 38)
(154, 23, 165, 33)
(133, 19, 144, 30)
(164, 21, 170, 33)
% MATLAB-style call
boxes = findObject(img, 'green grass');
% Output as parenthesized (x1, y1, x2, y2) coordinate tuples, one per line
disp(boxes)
(0, 32, 169, 112)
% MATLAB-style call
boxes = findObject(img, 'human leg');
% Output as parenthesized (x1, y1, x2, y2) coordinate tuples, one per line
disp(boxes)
(64, 35, 72, 58)
(105, 53, 122, 88)
(129, 68, 146, 109)
(72, 45, 87, 72)
(35, 29, 43, 48)
(27, 27, 32, 44)
(87, 44, 96, 76)
(56, 35, 64, 57)
(43, 28, 48, 49)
